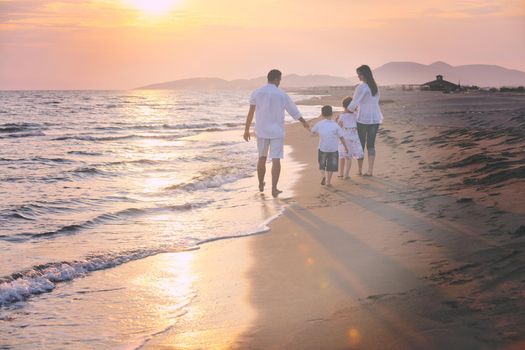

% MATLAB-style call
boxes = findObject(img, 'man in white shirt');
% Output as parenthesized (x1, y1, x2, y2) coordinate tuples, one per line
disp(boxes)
(243, 69, 310, 197)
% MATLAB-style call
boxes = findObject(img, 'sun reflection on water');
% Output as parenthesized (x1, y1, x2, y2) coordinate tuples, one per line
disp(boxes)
(128, 252, 197, 334)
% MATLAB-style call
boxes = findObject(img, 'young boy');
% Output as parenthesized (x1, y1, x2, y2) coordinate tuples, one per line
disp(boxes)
(311, 105, 349, 186)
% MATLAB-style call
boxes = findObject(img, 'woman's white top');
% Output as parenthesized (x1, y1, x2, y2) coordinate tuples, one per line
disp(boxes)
(348, 83, 383, 124)
(338, 112, 358, 129)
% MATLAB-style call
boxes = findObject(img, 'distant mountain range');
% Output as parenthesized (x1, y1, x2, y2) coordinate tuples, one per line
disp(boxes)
(372, 61, 525, 87)
(137, 74, 354, 90)
(137, 62, 525, 89)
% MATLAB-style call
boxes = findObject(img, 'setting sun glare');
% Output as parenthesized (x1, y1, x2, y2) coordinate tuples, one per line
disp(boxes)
(123, 0, 182, 16)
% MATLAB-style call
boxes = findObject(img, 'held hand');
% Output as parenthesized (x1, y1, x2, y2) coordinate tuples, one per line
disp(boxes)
(243, 129, 250, 142)
(302, 120, 310, 131)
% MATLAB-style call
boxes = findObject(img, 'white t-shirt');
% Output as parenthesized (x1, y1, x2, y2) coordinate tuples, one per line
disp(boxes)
(249, 84, 302, 139)
(311, 119, 344, 152)
(348, 83, 383, 124)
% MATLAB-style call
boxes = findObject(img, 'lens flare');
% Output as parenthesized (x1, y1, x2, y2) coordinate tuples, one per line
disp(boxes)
(348, 328, 361, 346)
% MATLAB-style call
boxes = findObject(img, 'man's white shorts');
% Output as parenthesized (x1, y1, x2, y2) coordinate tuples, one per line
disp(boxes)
(257, 137, 284, 159)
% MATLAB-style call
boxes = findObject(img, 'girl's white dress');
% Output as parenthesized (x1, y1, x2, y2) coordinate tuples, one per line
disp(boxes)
(337, 112, 364, 159)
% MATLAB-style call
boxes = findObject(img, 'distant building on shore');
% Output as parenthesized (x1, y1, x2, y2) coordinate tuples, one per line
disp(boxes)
(421, 75, 460, 92)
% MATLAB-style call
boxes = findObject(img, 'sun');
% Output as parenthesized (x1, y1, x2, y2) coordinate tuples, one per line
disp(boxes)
(123, 0, 182, 16)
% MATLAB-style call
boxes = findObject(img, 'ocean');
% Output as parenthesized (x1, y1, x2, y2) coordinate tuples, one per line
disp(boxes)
(0, 89, 319, 349)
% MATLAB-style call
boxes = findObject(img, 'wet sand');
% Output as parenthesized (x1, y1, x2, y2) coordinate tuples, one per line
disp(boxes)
(141, 89, 525, 349)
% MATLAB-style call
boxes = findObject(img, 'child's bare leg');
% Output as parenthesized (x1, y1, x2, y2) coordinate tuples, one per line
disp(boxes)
(344, 157, 352, 179)
(326, 171, 334, 186)
(338, 158, 345, 177)
(358, 158, 364, 175)
(320, 170, 326, 185)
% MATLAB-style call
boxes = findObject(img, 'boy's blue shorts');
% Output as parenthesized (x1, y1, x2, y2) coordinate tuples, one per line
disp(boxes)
(318, 150, 339, 172)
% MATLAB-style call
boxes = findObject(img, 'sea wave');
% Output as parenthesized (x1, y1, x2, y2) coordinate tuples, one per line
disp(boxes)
(73, 122, 244, 131)
(166, 166, 252, 192)
(52, 134, 183, 142)
(1, 201, 212, 243)
(71, 166, 107, 176)
(0, 203, 73, 220)
(7, 213, 36, 221)
(0, 248, 192, 306)
(0, 156, 74, 164)
(67, 150, 103, 156)
(67, 160, 163, 177)
(0, 122, 44, 133)
(1, 197, 140, 222)
(0, 131, 46, 139)
(135, 122, 221, 130)
(0, 206, 285, 307)
(52, 135, 97, 141)
(98, 159, 160, 167)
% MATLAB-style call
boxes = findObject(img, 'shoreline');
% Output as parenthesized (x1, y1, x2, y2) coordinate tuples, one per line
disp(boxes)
(142, 89, 525, 349)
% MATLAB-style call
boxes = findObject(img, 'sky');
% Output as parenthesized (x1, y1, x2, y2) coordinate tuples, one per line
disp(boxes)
(1, 0, 524, 89)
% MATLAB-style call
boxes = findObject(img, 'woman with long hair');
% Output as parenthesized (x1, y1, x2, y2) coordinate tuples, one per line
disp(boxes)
(347, 65, 383, 176)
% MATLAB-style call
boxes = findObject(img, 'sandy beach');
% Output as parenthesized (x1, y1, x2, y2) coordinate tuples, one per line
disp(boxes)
(138, 89, 525, 349)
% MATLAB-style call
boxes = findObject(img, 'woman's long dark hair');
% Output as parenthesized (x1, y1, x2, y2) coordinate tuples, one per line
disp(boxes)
(357, 65, 378, 96)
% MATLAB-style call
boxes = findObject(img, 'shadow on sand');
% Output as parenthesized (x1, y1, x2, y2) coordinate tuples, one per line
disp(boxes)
(235, 174, 525, 349)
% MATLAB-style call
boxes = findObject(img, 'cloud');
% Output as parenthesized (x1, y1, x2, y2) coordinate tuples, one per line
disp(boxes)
(0, 0, 46, 22)
(421, 0, 523, 19)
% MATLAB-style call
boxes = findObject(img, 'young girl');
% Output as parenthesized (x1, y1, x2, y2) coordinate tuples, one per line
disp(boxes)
(337, 96, 364, 179)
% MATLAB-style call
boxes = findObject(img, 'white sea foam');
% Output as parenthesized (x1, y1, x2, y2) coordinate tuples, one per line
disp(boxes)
(167, 167, 253, 192)
(197, 206, 287, 245)
(0, 248, 190, 305)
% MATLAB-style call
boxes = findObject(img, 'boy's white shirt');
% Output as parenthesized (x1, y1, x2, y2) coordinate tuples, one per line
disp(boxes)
(311, 119, 344, 152)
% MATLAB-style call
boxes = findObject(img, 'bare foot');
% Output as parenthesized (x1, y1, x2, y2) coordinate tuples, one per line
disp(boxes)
(258, 181, 265, 192)
(321, 177, 326, 185)
(326, 183, 332, 187)
(363, 173, 373, 177)
(343, 176, 351, 180)
(272, 188, 283, 198)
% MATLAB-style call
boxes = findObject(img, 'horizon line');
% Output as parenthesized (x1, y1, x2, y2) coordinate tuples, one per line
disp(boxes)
(3, 60, 525, 91)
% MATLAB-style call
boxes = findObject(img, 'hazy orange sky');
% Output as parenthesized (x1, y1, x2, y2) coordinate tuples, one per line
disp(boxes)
(1, 0, 524, 89)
